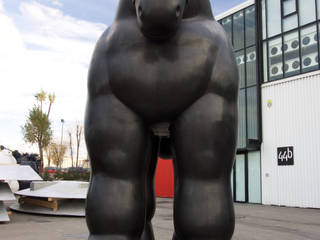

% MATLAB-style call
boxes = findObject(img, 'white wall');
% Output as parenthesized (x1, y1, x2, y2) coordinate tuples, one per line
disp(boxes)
(261, 71, 320, 208)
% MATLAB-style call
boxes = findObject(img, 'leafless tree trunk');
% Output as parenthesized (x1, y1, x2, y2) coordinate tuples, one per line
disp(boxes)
(68, 131, 74, 167)
(76, 125, 82, 168)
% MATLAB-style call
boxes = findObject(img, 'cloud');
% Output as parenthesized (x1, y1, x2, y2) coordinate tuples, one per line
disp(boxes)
(51, 0, 62, 7)
(19, 1, 106, 41)
(0, 1, 106, 153)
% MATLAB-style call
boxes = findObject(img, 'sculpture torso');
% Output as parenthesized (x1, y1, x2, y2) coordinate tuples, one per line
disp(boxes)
(92, 15, 234, 122)
(108, 19, 221, 121)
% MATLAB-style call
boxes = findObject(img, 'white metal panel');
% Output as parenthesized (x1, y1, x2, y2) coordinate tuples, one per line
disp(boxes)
(0, 165, 42, 181)
(216, 0, 255, 20)
(0, 183, 16, 201)
(15, 181, 88, 199)
(261, 71, 320, 208)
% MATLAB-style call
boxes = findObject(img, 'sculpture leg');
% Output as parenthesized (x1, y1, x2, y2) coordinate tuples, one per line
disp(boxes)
(141, 134, 159, 240)
(85, 94, 149, 240)
(172, 94, 237, 240)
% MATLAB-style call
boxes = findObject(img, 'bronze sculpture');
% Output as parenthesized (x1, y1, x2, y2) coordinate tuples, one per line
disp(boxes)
(85, 0, 239, 239)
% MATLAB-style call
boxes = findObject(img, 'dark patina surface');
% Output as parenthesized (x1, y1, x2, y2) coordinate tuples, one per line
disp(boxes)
(85, 0, 239, 239)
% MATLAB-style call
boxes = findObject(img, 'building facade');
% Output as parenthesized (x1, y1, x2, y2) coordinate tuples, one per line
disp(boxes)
(217, 0, 320, 208)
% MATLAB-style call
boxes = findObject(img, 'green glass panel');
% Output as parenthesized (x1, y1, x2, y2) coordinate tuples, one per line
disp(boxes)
(248, 152, 261, 204)
(298, 0, 316, 26)
(233, 10, 244, 50)
(235, 154, 246, 202)
(237, 90, 246, 149)
(245, 6, 256, 47)
(246, 46, 257, 87)
(301, 24, 318, 73)
(247, 87, 258, 140)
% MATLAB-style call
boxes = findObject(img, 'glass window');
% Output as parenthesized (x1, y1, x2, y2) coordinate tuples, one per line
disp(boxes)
(298, 0, 316, 26)
(233, 10, 244, 50)
(237, 90, 246, 149)
(221, 16, 232, 44)
(247, 87, 258, 140)
(261, 0, 267, 39)
(235, 50, 246, 88)
(268, 37, 283, 81)
(284, 31, 300, 77)
(267, 0, 282, 37)
(235, 154, 246, 202)
(246, 47, 257, 86)
(231, 168, 234, 198)
(248, 151, 261, 204)
(317, 0, 320, 19)
(245, 6, 256, 47)
(283, 14, 298, 32)
(282, 0, 296, 16)
(263, 42, 268, 82)
(301, 25, 318, 73)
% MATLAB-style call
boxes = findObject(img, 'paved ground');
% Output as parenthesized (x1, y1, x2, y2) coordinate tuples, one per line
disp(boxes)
(1, 198, 320, 240)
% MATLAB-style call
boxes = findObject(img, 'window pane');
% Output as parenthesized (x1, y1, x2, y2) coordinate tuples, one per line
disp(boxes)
(263, 42, 268, 82)
(235, 50, 245, 88)
(231, 168, 234, 199)
(246, 47, 257, 86)
(248, 151, 261, 204)
(283, 0, 296, 16)
(298, 0, 316, 26)
(301, 25, 318, 73)
(221, 16, 232, 45)
(237, 90, 246, 149)
(268, 37, 283, 81)
(267, 0, 281, 37)
(235, 154, 246, 202)
(261, 0, 267, 39)
(283, 14, 298, 32)
(233, 10, 244, 50)
(318, 0, 320, 19)
(247, 86, 258, 139)
(245, 6, 256, 47)
(284, 31, 300, 77)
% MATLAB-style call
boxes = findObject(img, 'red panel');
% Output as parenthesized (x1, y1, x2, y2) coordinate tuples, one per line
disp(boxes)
(155, 158, 174, 198)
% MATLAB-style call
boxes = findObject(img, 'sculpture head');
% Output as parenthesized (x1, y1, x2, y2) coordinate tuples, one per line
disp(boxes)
(132, 0, 188, 40)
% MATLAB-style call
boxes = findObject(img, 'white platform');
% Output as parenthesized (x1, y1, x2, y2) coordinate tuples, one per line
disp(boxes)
(0, 165, 42, 181)
(10, 199, 85, 217)
(15, 181, 89, 199)
(11, 181, 88, 217)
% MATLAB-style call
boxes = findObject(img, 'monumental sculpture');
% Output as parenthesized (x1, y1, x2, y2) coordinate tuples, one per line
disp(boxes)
(85, 0, 239, 239)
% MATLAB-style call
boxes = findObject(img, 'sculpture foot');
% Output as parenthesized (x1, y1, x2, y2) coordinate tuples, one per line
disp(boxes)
(172, 232, 178, 240)
(88, 234, 138, 240)
(140, 222, 155, 240)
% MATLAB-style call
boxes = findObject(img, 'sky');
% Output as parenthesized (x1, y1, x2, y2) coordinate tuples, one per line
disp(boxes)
(0, 0, 247, 156)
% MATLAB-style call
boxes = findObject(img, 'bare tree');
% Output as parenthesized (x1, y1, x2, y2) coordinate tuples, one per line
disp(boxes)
(75, 124, 83, 167)
(68, 131, 74, 167)
(47, 142, 67, 168)
(45, 146, 53, 167)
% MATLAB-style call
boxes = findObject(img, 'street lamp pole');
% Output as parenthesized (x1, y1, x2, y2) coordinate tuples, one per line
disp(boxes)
(60, 119, 65, 167)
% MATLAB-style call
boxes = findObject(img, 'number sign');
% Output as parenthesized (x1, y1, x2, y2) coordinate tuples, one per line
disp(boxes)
(277, 147, 294, 166)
